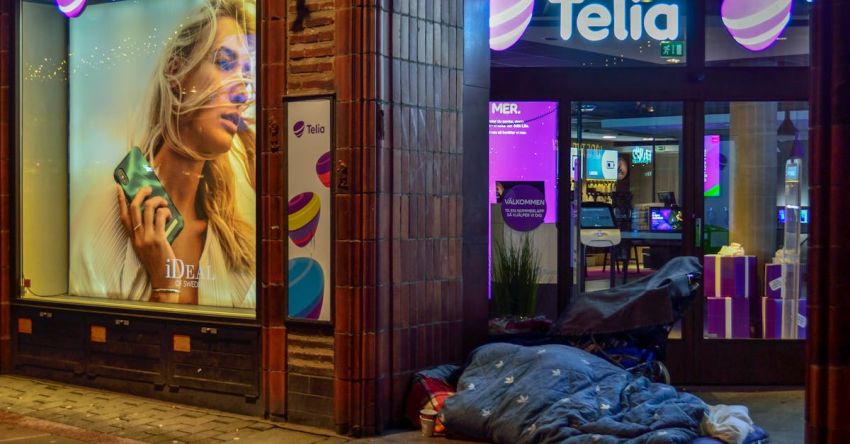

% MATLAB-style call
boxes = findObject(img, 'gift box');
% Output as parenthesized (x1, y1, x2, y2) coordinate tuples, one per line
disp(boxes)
(706, 297, 751, 339)
(762, 297, 807, 339)
(704, 255, 757, 299)
(764, 263, 808, 299)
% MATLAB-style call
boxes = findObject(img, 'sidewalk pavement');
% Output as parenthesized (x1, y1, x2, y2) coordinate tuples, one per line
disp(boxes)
(0, 375, 346, 443)
(0, 375, 803, 443)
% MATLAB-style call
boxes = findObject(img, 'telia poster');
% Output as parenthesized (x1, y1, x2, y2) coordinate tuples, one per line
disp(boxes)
(704, 135, 721, 197)
(287, 97, 333, 322)
(489, 102, 558, 224)
(67, 0, 257, 310)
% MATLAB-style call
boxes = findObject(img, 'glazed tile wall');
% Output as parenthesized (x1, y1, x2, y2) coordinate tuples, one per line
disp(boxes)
(382, 0, 467, 432)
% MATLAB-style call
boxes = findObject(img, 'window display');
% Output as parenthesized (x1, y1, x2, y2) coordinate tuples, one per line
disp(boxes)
(19, 0, 257, 315)
(702, 101, 809, 340)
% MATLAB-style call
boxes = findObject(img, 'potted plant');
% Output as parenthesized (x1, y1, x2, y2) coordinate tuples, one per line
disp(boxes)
(492, 234, 541, 319)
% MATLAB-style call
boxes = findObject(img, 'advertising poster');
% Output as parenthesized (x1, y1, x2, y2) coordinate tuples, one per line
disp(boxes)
(704, 135, 721, 196)
(286, 97, 333, 322)
(489, 102, 558, 223)
(67, 0, 257, 310)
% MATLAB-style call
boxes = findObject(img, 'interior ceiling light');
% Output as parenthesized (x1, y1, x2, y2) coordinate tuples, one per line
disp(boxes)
(603, 135, 617, 139)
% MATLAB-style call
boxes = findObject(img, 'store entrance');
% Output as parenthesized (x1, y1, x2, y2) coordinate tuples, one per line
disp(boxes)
(488, 97, 806, 385)
(569, 101, 691, 382)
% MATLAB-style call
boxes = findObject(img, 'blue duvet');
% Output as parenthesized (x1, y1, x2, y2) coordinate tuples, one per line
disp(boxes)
(440, 343, 707, 443)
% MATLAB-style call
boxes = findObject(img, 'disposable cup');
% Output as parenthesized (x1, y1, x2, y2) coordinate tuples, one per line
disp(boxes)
(419, 408, 438, 437)
(419, 416, 435, 437)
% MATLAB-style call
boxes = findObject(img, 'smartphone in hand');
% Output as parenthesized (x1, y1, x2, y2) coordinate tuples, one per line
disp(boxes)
(114, 147, 184, 244)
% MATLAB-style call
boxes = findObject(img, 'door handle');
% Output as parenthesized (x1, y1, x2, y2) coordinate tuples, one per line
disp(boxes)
(694, 217, 702, 248)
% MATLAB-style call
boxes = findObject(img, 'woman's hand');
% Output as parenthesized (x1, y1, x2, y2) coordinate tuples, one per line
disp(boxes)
(116, 185, 180, 302)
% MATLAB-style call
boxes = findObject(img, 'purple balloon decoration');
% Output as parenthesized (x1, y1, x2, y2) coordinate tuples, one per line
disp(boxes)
(288, 192, 320, 247)
(489, 0, 534, 51)
(721, 0, 793, 52)
(316, 151, 331, 188)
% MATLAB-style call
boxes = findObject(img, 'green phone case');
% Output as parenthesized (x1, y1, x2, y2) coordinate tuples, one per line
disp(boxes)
(113, 147, 185, 244)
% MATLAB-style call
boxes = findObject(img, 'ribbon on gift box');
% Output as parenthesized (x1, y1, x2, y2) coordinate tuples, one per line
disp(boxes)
(705, 255, 757, 299)
(707, 297, 750, 338)
(761, 297, 807, 339)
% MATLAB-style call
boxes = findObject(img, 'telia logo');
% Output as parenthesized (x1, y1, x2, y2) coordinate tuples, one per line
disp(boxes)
(56, 0, 86, 18)
(549, 0, 680, 42)
(490, 0, 535, 51)
(293, 120, 325, 137)
(722, 0, 793, 52)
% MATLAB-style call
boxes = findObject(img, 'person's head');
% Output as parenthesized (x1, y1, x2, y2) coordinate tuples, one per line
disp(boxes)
(142, 0, 256, 160)
(138, 0, 256, 272)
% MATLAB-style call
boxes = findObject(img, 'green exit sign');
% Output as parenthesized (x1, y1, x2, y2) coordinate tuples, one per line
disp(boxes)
(660, 41, 685, 58)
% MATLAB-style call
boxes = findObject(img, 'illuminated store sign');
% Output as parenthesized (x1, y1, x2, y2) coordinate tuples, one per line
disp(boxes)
(56, 0, 86, 18)
(632, 146, 653, 165)
(548, 0, 681, 42)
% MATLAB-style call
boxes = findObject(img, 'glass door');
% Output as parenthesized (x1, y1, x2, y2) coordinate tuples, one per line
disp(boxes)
(570, 102, 691, 381)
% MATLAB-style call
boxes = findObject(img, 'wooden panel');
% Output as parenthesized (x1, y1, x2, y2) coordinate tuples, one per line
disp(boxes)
(166, 324, 260, 397)
(13, 308, 85, 375)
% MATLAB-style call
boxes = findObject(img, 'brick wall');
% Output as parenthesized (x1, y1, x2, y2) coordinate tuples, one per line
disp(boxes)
(285, 331, 334, 428)
(275, 0, 337, 430)
(260, 0, 287, 420)
(0, 0, 13, 374)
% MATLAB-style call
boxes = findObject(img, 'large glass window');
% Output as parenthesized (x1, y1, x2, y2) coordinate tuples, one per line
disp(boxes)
(571, 102, 685, 338)
(702, 101, 808, 340)
(706, 0, 812, 67)
(491, 1, 688, 67)
(19, 0, 257, 317)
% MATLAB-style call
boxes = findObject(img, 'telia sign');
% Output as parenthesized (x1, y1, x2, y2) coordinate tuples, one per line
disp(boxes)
(548, 0, 681, 42)
(56, 0, 86, 18)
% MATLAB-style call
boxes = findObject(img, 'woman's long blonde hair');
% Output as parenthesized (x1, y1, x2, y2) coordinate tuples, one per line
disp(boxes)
(137, 0, 256, 271)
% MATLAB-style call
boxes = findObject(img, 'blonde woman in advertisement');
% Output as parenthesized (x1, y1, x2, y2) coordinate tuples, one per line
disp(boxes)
(70, 0, 256, 309)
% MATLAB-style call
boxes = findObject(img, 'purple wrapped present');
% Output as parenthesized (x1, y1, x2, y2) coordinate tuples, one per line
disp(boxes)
(704, 255, 757, 299)
(706, 297, 750, 339)
(762, 297, 807, 339)
(764, 263, 808, 299)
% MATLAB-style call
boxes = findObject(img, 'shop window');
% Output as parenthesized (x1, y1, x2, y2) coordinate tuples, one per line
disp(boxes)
(488, 102, 559, 330)
(705, 0, 812, 67)
(18, 0, 257, 317)
(702, 101, 808, 340)
(491, 1, 688, 67)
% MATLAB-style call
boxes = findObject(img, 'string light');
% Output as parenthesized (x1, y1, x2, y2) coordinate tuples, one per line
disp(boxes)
(23, 28, 168, 82)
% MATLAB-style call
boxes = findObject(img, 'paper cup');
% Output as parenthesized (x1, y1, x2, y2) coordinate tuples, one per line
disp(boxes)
(419, 416, 435, 437)
(419, 408, 438, 437)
